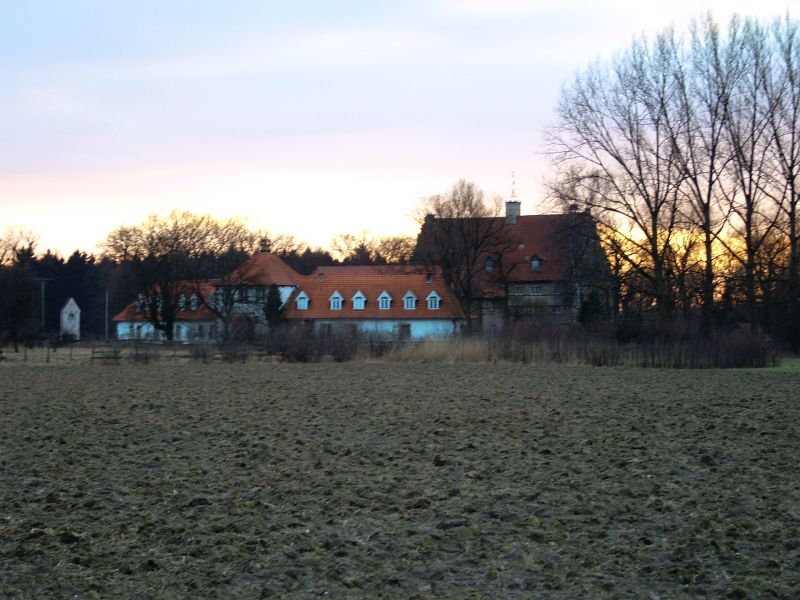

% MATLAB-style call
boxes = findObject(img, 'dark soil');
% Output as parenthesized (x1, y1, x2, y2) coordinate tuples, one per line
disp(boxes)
(1, 363, 799, 598)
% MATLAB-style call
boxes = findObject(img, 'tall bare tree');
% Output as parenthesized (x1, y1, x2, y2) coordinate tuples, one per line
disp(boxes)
(716, 18, 781, 329)
(413, 180, 512, 332)
(548, 35, 685, 319)
(763, 16, 800, 347)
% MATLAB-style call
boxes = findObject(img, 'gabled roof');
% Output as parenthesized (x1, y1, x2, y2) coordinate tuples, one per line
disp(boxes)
(61, 297, 80, 311)
(225, 250, 300, 286)
(283, 265, 463, 320)
(415, 211, 602, 297)
(112, 281, 217, 323)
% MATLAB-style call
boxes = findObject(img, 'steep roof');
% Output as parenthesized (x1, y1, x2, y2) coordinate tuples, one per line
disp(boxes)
(112, 282, 217, 323)
(415, 211, 602, 297)
(226, 250, 300, 286)
(283, 265, 463, 320)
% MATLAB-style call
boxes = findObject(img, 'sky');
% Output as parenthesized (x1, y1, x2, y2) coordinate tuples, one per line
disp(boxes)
(2, 0, 799, 256)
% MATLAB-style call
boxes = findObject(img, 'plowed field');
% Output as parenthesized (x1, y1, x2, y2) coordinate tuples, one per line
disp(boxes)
(1, 363, 798, 598)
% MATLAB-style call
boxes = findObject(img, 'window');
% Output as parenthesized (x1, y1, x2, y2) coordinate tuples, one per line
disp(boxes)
(352, 291, 366, 310)
(198, 324, 205, 338)
(403, 291, 417, 310)
(485, 257, 496, 272)
(190, 294, 199, 311)
(378, 291, 392, 310)
(329, 291, 343, 310)
(320, 323, 332, 337)
(531, 257, 542, 271)
(426, 290, 441, 310)
(532, 285, 543, 296)
(256, 286, 266, 302)
(398, 323, 411, 340)
(296, 291, 309, 310)
(238, 287, 248, 302)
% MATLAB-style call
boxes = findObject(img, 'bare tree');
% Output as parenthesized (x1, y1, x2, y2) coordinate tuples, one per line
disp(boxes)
(103, 211, 257, 341)
(716, 18, 781, 329)
(330, 232, 383, 265)
(413, 180, 512, 332)
(0, 230, 38, 351)
(666, 19, 736, 334)
(548, 36, 685, 319)
(374, 235, 416, 264)
(763, 16, 800, 347)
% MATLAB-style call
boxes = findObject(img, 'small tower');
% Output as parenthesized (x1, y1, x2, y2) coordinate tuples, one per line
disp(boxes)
(60, 297, 81, 341)
(505, 171, 521, 224)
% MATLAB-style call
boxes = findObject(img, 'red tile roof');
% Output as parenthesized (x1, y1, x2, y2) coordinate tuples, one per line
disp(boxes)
(112, 282, 217, 322)
(227, 251, 300, 285)
(415, 212, 600, 297)
(283, 265, 463, 320)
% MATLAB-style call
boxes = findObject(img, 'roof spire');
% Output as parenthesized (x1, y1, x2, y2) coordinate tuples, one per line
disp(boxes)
(511, 170, 517, 200)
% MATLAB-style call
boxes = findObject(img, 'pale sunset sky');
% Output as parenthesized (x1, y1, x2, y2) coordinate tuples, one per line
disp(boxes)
(2, 0, 798, 255)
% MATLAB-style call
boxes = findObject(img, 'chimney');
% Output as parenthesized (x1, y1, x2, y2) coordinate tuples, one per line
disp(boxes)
(424, 213, 435, 226)
(567, 203, 579, 213)
(260, 238, 271, 253)
(505, 200, 520, 225)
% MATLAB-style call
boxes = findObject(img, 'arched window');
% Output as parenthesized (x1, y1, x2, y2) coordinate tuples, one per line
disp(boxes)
(351, 291, 366, 310)
(403, 291, 417, 310)
(378, 291, 392, 310)
(329, 291, 344, 310)
(426, 290, 441, 310)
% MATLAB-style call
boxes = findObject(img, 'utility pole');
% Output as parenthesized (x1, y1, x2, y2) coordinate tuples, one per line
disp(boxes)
(32, 277, 53, 336)
(105, 288, 109, 340)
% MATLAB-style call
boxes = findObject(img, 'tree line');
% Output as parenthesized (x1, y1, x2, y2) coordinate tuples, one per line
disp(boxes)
(0, 216, 417, 348)
(548, 14, 800, 349)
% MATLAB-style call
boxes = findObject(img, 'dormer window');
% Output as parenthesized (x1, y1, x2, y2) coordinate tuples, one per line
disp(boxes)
(352, 291, 366, 310)
(403, 291, 417, 310)
(426, 290, 441, 310)
(485, 257, 496, 272)
(296, 291, 309, 310)
(531, 256, 542, 271)
(177, 293, 186, 311)
(190, 294, 199, 311)
(136, 294, 146, 312)
(378, 291, 392, 310)
(329, 291, 343, 311)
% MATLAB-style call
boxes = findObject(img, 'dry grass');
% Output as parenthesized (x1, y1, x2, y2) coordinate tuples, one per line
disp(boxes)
(385, 338, 491, 363)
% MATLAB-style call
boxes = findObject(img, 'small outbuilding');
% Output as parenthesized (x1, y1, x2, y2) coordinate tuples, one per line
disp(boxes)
(60, 297, 81, 341)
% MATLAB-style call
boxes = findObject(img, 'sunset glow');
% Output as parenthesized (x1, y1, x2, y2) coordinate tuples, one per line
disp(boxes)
(2, 0, 798, 255)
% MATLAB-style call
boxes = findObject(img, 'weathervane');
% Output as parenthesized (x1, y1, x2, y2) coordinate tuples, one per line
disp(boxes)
(511, 170, 517, 200)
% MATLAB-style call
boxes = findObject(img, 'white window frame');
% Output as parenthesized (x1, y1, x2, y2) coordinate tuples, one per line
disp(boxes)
(351, 291, 366, 310)
(378, 291, 392, 310)
(426, 290, 441, 310)
(329, 291, 344, 311)
(403, 291, 417, 310)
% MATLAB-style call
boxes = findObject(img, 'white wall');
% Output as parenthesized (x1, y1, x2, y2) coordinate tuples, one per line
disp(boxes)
(312, 318, 460, 340)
